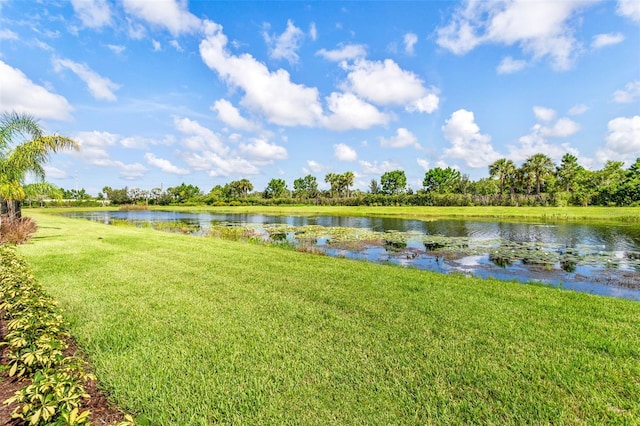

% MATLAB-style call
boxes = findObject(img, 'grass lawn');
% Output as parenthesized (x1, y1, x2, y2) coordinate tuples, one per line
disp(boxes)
(16, 211, 640, 425)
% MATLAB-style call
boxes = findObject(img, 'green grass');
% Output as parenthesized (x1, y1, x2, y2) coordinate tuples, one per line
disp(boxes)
(16, 211, 640, 425)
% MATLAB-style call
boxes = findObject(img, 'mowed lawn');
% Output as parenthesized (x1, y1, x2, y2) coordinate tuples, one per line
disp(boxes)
(17, 211, 640, 425)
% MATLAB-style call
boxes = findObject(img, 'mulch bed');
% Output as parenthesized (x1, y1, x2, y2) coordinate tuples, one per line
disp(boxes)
(0, 317, 129, 425)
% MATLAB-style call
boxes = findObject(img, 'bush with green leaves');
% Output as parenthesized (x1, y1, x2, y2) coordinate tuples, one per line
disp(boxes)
(0, 245, 93, 425)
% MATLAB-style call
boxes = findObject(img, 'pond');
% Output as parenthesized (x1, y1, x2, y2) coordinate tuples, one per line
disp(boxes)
(63, 210, 640, 301)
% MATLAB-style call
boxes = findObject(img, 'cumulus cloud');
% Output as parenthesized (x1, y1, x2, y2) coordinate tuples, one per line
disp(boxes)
(239, 138, 288, 161)
(591, 33, 625, 49)
(304, 160, 325, 174)
(568, 104, 588, 115)
(122, 0, 201, 35)
(152, 39, 161, 51)
(404, 33, 418, 55)
(380, 128, 420, 149)
(0, 60, 73, 120)
(334, 143, 358, 161)
(181, 151, 260, 177)
(533, 106, 556, 122)
(613, 81, 640, 104)
(73, 130, 147, 180)
(169, 40, 183, 52)
(173, 116, 228, 155)
(437, 0, 592, 70)
(596, 115, 640, 165)
(53, 58, 121, 101)
(144, 152, 189, 174)
(263, 20, 304, 64)
(212, 99, 257, 131)
(316, 44, 367, 61)
(507, 110, 581, 162)
(442, 109, 501, 168)
(107, 44, 126, 55)
(359, 160, 401, 175)
(341, 58, 439, 113)
(309, 22, 317, 41)
(618, 0, 640, 22)
(323, 92, 390, 131)
(417, 158, 430, 171)
(496, 56, 527, 74)
(200, 21, 323, 127)
(71, 0, 112, 28)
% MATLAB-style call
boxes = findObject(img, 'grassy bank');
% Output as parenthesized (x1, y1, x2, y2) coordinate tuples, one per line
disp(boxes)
(16, 211, 640, 424)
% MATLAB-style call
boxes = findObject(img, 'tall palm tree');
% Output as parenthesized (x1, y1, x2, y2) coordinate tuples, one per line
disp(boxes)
(0, 111, 79, 219)
(523, 153, 555, 196)
(489, 158, 516, 195)
(342, 171, 355, 197)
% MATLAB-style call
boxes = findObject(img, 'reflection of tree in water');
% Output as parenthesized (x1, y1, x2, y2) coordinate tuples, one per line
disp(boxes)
(560, 259, 577, 273)
(489, 253, 513, 268)
(384, 239, 407, 252)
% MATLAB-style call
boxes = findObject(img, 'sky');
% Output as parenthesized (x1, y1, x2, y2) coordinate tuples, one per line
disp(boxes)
(1, 0, 639, 196)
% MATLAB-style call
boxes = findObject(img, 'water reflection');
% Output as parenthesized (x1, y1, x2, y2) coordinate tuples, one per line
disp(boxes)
(62, 211, 640, 301)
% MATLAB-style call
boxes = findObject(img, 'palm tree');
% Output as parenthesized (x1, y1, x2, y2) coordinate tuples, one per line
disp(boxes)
(556, 153, 583, 193)
(342, 171, 355, 197)
(0, 112, 79, 219)
(325, 173, 339, 198)
(523, 153, 555, 196)
(489, 158, 516, 195)
(237, 178, 253, 198)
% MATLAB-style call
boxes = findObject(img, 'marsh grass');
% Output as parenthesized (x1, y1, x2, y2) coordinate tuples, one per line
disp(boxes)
(16, 211, 640, 425)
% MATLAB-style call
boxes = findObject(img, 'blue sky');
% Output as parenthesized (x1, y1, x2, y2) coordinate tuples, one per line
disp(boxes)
(1, 0, 639, 195)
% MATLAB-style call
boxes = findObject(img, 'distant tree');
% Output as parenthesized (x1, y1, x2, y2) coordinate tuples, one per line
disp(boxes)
(167, 183, 201, 203)
(325, 173, 340, 198)
(381, 170, 407, 195)
(556, 153, 583, 193)
(293, 175, 318, 198)
(264, 178, 287, 198)
(369, 179, 380, 194)
(422, 167, 460, 193)
(103, 187, 131, 205)
(226, 179, 253, 198)
(489, 158, 516, 195)
(523, 153, 555, 196)
(24, 182, 63, 207)
(342, 171, 355, 197)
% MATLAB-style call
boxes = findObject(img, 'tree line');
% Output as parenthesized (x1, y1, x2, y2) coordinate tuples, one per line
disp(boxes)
(30, 153, 640, 208)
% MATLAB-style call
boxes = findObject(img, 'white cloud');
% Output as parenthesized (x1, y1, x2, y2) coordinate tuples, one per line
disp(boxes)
(508, 112, 581, 162)
(169, 40, 183, 52)
(181, 151, 260, 177)
(618, 0, 640, 22)
(0, 29, 18, 40)
(211, 99, 257, 131)
(359, 160, 401, 175)
(151, 40, 161, 51)
(417, 158, 430, 171)
(122, 0, 201, 35)
(437, 0, 592, 70)
(496, 56, 527, 74)
(596, 116, 640, 165)
(380, 128, 420, 149)
(323, 92, 389, 131)
(53, 58, 120, 101)
(613, 81, 640, 104)
(239, 138, 288, 161)
(0, 60, 73, 120)
(533, 106, 556, 122)
(309, 22, 317, 41)
(173, 116, 228, 155)
(144, 152, 189, 174)
(342, 58, 439, 113)
(404, 32, 418, 55)
(334, 143, 358, 161)
(120, 134, 175, 149)
(43, 166, 68, 179)
(107, 44, 126, 55)
(442, 109, 501, 168)
(305, 160, 325, 174)
(591, 33, 625, 49)
(568, 104, 588, 115)
(73, 130, 147, 179)
(200, 21, 323, 127)
(119, 163, 146, 180)
(316, 44, 367, 61)
(71, 0, 112, 28)
(263, 19, 304, 64)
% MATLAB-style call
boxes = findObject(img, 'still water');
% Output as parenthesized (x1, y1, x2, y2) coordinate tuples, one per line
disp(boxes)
(64, 210, 640, 301)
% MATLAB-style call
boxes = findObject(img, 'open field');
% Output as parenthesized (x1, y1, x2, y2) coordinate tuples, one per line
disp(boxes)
(15, 211, 640, 424)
